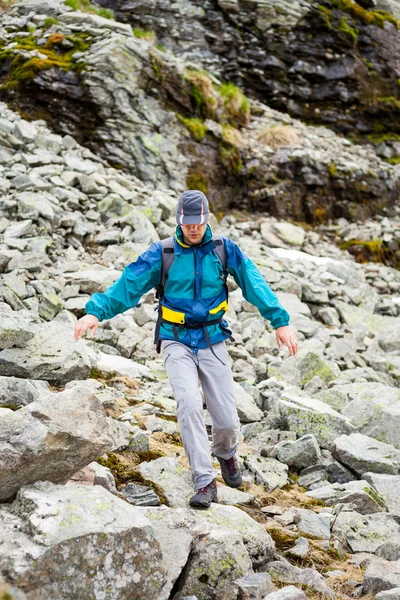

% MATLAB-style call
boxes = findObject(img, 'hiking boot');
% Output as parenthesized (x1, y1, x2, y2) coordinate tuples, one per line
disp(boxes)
(189, 478, 218, 509)
(216, 454, 242, 488)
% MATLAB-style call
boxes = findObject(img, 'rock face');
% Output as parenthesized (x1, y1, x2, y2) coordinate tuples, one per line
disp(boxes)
(1, 3, 399, 223)
(105, 0, 400, 139)
(0, 482, 166, 600)
(0, 383, 130, 501)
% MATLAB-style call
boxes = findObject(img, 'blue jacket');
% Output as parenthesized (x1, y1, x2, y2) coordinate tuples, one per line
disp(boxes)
(85, 225, 290, 349)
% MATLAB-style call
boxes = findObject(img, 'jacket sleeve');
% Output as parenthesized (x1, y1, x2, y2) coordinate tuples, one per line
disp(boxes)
(85, 241, 162, 322)
(224, 237, 290, 329)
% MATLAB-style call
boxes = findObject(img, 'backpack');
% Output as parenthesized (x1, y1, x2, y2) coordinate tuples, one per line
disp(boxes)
(155, 234, 228, 301)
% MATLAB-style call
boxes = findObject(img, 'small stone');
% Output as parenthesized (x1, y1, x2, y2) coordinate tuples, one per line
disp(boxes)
(121, 483, 160, 506)
(286, 537, 310, 558)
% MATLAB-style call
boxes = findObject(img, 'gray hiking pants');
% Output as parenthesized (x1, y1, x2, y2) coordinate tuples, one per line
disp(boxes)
(161, 340, 240, 490)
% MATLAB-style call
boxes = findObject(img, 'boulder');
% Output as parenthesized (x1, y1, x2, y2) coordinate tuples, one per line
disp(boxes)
(294, 509, 331, 540)
(264, 561, 334, 597)
(337, 383, 400, 449)
(332, 510, 400, 553)
(275, 434, 321, 469)
(138, 457, 193, 507)
(173, 527, 253, 600)
(0, 383, 130, 501)
(0, 482, 166, 599)
(363, 473, 400, 516)
(141, 504, 275, 569)
(279, 390, 355, 448)
(0, 311, 35, 350)
(306, 480, 387, 514)
(0, 320, 91, 384)
(332, 433, 400, 476)
(263, 586, 308, 600)
(235, 382, 263, 423)
(0, 376, 49, 409)
(363, 558, 400, 595)
(245, 455, 288, 491)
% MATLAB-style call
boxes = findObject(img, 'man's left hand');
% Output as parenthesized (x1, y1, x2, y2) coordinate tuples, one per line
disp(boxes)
(275, 326, 298, 356)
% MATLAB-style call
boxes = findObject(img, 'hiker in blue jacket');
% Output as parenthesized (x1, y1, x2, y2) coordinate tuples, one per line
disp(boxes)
(74, 190, 298, 508)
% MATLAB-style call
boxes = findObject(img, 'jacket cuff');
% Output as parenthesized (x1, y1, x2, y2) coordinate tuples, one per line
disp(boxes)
(85, 309, 103, 322)
(272, 320, 290, 330)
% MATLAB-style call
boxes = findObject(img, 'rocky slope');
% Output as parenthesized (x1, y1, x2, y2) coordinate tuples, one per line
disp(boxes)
(0, 0, 399, 599)
(0, 100, 399, 599)
(95, 0, 400, 140)
(0, 0, 399, 230)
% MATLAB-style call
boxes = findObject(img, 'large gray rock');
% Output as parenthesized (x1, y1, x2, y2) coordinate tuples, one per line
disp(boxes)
(138, 457, 194, 507)
(0, 383, 130, 501)
(275, 434, 321, 469)
(142, 504, 275, 569)
(332, 510, 400, 553)
(0, 312, 35, 350)
(363, 473, 400, 516)
(0, 482, 166, 599)
(337, 383, 400, 449)
(0, 320, 91, 384)
(279, 390, 355, 448)
(174, 526, 253, 600)
(332, 433, 400, 476)
(235, 382, 263, 423)
(0, 376, 49, 409)
(263, 586, 307, 600)
(306, 480, 388, 514)
(294, 509, 331, 540)
(245, 455, 288, 492)
(218, 572, 275, 600)
(264, 561, 334, 597)
(375, 588, 400, 600)
(363, 558, 400, 595)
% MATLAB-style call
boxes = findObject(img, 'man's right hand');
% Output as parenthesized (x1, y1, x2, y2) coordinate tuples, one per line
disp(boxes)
(74, 314, 99, 341)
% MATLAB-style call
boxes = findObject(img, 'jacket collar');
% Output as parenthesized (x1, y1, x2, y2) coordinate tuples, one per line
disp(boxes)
(175, 225, 213, 253)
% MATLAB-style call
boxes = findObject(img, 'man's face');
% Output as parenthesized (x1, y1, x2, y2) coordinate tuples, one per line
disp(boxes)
(181, 223, 207, 245)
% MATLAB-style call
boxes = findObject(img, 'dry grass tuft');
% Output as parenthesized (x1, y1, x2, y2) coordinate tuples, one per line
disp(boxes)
(222, 125, 245, 147)
(261, 484, 326, 510)
(256, 125, 301, 148)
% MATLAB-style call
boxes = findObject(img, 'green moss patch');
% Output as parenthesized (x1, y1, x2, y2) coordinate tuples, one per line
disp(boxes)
(65, 0, 114, 19)
(177, 115, 207, 141)
(0, 33, 91, 93)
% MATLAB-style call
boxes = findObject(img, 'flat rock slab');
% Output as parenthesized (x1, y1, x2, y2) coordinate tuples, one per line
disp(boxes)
(279, 390, 355, 449)
(306, 480, 388, 514)
(363, 558, 400, 595)
(332, 510, 400, 554)
(0, 320, 91, 384)
(0, 482, 166, 600)
(0, 383, 129, 501)
(364, 473, 400, 516)
(141, 504, 275, 569)
(332, 433, 400, 476)
(245, 455, 288, 492)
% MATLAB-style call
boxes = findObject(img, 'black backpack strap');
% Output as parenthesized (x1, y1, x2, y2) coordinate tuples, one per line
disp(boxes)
(212, 234, 227, 270)
(155, 236, 175, 352)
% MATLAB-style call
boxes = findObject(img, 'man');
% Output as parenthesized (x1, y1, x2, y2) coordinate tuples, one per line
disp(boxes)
(74, 190, 298, 508)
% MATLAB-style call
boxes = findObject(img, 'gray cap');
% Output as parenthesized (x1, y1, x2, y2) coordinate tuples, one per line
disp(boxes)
(176, 190, 210, 225)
